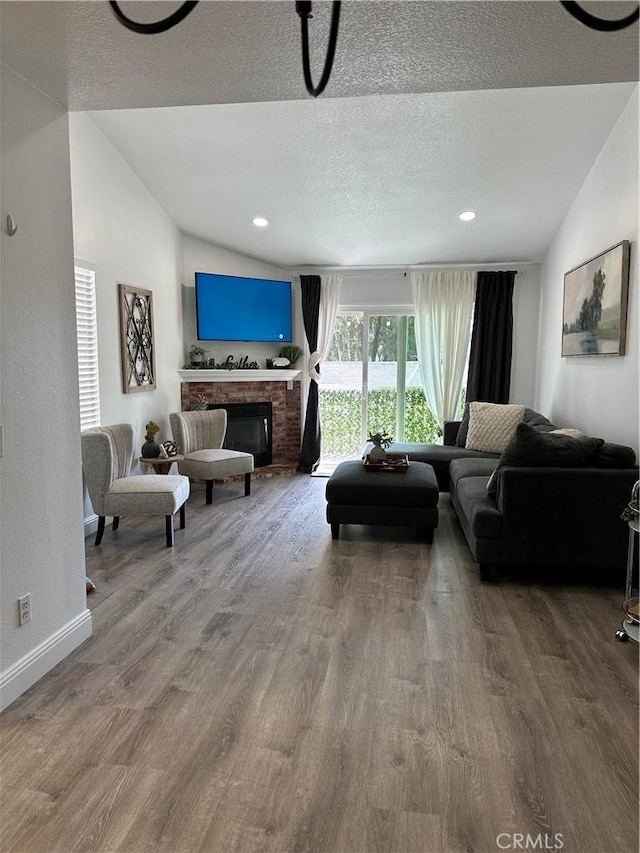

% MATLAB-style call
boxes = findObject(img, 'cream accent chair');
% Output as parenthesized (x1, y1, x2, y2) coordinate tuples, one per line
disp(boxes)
(81, 424, 190, 547)
(169, 409, 254, 504)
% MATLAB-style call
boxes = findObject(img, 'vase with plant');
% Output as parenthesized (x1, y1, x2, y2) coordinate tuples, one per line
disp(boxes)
(367, 430, 393, 462)
(141, 420, 161, 458)
(188, 344, 207, 367)
(279, 344, 303, 367)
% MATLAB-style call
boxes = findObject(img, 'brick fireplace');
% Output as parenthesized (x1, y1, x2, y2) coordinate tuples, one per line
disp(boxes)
(180, 378, 302, 467)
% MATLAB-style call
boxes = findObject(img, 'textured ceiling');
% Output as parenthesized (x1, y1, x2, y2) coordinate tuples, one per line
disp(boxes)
(2, 1, 639, 266)
(88, 82, 637, 266)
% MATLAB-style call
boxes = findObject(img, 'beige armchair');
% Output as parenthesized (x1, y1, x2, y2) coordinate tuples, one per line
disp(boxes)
(169, 409, 254, 504)
(81, 423, 190, 547)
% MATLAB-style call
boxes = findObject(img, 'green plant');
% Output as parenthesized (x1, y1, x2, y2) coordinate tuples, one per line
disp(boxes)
(144, 420, 160, 442)
(279, 344, 303, 365)
(367, 430, 393, 448)
(189, 394, 209, 411)
(188, 344, 207, 362)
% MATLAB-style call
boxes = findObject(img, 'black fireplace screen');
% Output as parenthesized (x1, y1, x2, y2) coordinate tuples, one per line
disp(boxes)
(207, 402, 273, 468)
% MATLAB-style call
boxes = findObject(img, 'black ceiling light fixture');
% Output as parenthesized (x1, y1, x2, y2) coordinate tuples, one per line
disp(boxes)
(108, 1, 635, 95)
(109, 0, 342, 97)
(295, 1, 342, 97)
(560, 1, 639, 31)
(109, 1, 199, 35)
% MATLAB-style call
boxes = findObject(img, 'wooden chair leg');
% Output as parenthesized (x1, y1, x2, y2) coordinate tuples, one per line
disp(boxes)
(95, 516, 106, 546)
(180, 503, 186, 529)
(331, 523, 339, 540)
(206, 480, 213, 504)
(112, 516, 120, 531)
(244, 472, 251, 496)
(165, 515, 174, 547)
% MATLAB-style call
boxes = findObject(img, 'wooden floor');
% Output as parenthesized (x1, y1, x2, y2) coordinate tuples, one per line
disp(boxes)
(1, 474, 638, 853)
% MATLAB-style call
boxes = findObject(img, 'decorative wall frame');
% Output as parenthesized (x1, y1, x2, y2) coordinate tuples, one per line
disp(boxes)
(562, 240, 630, 357)
(118, 283, 156, 392)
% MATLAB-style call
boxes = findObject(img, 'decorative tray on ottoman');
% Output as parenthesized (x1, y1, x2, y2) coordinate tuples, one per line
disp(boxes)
(363, 453, 410, 472)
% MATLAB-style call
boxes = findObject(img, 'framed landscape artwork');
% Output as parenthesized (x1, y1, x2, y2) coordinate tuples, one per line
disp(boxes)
(118, 283, 157, 392)
(561, 240, 630, 357)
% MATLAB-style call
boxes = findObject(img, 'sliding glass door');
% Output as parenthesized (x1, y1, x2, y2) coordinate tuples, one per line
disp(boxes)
(320, 313, 364, 466)
(319, 311, 441, 467)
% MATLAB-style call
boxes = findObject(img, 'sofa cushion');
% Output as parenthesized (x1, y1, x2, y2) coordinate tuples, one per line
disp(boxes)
(449, 458, 499, 491)
(464, 402, 526, 453)
(486, 421, 605, 497)
(382, 442, 499, 491)
(453, 476, 503, 538)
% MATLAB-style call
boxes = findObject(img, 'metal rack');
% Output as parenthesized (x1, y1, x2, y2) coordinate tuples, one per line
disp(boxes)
(615, 481, 639, 643)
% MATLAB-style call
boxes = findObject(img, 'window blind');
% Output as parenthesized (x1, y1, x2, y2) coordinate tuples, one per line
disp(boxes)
(74, 266, 101, 431)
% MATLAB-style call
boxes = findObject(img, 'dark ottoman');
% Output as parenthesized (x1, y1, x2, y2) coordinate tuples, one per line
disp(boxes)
(325, 459, 439, 542)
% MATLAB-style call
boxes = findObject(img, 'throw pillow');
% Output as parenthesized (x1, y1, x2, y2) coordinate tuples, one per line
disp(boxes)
(456, 404, 554, 447)
(464, 402, 526, 454)
(486, 421, 605, 497)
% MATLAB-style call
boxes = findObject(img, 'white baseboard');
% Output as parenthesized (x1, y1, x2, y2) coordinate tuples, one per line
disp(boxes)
(0, 609, 93, 712)
(84, 512, 99, 537)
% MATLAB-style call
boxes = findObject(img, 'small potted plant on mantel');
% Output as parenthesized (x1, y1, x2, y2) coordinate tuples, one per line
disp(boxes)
(187, 344, 207, 368)
(367, 430, 394, 462)
(279, 345, 303, 367)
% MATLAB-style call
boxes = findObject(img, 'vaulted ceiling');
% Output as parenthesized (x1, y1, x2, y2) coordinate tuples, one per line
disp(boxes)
(2, 1, 638, 266)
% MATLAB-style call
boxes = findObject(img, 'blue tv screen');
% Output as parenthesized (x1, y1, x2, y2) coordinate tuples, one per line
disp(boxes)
(195, 272, 293, 343)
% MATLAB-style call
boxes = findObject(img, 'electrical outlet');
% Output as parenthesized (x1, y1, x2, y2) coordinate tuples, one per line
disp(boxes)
(18, 594, 31, 627)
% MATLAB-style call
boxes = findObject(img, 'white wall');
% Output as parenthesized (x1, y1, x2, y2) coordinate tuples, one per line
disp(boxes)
(181, 234, 301, 368)
(536, 87, 639, 452)
(333, 265, 541, 406)
(1, 68, 91, 710)
(69, 114, 184, 468)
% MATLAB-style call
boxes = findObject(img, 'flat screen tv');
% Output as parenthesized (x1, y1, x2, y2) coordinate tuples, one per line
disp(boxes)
(195, 272, 293, 343)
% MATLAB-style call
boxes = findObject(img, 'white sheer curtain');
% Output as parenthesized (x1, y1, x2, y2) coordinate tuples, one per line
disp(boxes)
(410, 270, 475, 427)
(307, 274, 342, 382)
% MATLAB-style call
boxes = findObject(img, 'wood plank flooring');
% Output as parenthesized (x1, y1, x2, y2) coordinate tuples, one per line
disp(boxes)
(1, 474, 638, 853)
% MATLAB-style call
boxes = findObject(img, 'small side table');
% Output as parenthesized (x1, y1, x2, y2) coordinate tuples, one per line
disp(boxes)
(139, 455, 184, 475)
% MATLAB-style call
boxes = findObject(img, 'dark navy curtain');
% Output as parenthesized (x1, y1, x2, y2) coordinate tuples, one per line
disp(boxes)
(299, 275, 322, 473)
(467, 270, 517, 403)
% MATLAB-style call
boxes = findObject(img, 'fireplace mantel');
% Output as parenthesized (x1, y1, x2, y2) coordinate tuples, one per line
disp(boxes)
(178, 369, 302, 383)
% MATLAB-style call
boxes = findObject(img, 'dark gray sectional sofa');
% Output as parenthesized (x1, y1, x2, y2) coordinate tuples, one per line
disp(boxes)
(386, 409, 638, 581)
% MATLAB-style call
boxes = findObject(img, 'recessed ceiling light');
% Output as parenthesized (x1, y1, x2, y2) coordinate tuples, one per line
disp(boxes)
(252, 217, 269, 228)
(459, 210, 477, 222)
